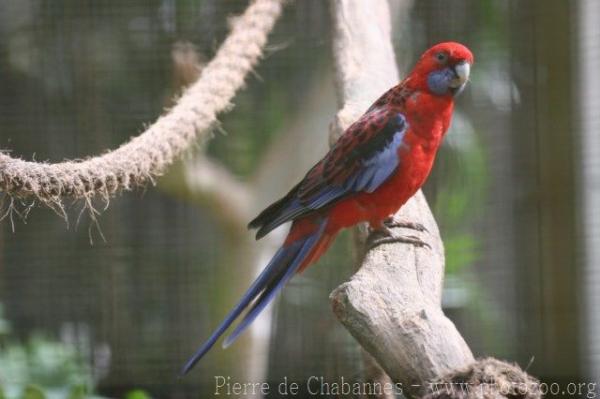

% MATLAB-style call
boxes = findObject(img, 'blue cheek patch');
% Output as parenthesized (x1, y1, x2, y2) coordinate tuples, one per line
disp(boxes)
(427, 68, 453, 95)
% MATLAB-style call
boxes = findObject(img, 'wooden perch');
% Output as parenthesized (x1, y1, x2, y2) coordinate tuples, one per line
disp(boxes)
(330, 194, 475, 393)
(328, 1, 539, 398)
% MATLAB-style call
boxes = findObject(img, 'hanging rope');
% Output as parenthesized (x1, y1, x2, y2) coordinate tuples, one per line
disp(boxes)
(0, 0, 284, 218)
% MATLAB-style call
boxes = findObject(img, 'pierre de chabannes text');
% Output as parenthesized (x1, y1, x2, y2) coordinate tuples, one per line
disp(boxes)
(213, 376, 598, 397)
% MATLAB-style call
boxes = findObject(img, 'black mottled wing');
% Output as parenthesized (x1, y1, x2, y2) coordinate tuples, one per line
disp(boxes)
(249, 107, 408, 239)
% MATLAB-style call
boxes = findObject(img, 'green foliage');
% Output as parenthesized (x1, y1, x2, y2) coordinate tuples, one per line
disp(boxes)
(0, 304, 100, 399)
(0, 334, 93, 390)
(432, 114, 509, 352)
(124, 389, 152, 399)
(65, 385, 88, 399)
(444, 233, 479, 275)
(20, 386, 45, 399)
(433, 114, 488, 275)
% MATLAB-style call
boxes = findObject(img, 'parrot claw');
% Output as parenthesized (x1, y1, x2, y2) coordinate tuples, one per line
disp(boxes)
(368, 226, 431, 250)
(383, 218, 428, 233)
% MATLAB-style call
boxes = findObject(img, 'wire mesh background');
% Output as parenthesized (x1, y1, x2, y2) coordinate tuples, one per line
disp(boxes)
(0, 0, 598, 398)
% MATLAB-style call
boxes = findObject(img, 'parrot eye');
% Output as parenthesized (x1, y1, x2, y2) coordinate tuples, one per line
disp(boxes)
(435, 52, 448, 64)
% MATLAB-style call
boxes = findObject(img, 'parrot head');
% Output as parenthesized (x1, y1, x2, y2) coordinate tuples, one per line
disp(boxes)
(411, 42, 474, 97)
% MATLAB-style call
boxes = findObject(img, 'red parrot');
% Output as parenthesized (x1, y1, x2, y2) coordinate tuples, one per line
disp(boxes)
(181, 42, 474, 375)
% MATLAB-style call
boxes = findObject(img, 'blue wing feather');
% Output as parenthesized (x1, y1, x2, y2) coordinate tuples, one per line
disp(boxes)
(249, 109, 408, 238)
(358, 128, 405, 193)
(249, 110, 408, 238)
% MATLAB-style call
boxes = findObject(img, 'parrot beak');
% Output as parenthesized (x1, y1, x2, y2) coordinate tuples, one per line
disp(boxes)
(449, 61, 470, 96)
(449, 61, 470, 89)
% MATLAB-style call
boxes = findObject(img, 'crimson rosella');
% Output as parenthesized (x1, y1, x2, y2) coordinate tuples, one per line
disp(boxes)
(181, 42, 474, 375)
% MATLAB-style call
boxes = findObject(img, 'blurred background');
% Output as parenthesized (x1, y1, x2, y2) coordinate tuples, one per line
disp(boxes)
(1, 0, 599, 398)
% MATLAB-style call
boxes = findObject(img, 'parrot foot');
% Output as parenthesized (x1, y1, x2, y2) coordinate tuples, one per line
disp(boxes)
(368, 234, 430, 250)
(382, 218, 428, 233)
(368, 225, 431, 250)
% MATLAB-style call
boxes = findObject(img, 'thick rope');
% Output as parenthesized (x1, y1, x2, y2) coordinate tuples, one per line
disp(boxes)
(0, 0, 284, 217)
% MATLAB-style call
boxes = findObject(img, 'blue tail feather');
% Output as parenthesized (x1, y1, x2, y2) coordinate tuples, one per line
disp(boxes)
(180, 219, 326, 376)
(179, 247, 293, 375)
(222, 229, 323, 348)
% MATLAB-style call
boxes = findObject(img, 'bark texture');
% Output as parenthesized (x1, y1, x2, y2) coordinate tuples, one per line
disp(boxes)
(328, 1, 491, 397)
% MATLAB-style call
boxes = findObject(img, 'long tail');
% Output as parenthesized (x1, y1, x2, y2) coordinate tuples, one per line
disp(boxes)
(180, 218, 331, 376)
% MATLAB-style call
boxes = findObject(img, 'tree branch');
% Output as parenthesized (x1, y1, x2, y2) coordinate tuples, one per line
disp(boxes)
(160, 155, 253, 232)
(328, 2, 541, 399)
(328, 0, 475, 396)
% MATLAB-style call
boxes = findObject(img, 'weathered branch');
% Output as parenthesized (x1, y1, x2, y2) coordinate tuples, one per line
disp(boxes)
(328, 0, 400, 144)
(0, 0, 284, 215)
(328, 1, 539, 398)
(161, 155, 253, 231)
